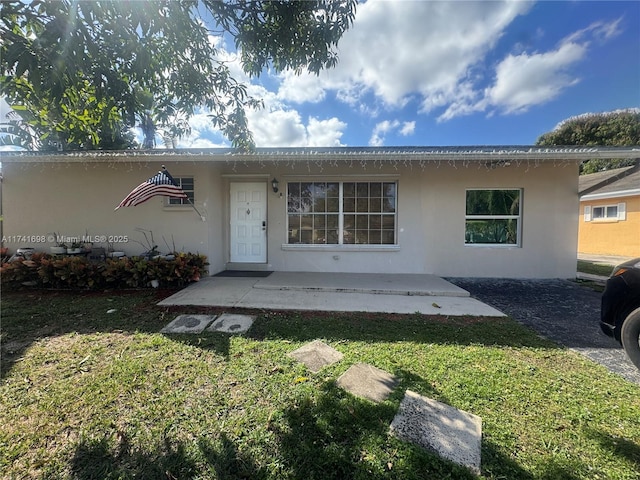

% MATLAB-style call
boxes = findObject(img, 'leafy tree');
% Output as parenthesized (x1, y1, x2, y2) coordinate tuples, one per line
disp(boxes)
(536, 109, 640, 174)
(0, 0, 356, 151)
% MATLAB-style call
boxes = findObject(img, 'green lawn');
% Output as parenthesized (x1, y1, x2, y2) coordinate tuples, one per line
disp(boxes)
(1, 291, 639, 479)
(577, 260, 616, 277)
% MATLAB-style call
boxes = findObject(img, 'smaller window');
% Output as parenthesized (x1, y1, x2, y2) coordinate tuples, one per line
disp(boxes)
(592, 205, 618, 220)
(167, 177, 195, 205)
(465, 189, 521, 246)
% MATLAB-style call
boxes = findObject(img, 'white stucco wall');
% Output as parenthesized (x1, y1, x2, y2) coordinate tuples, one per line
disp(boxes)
(2, 156, 580, 278)
(221, 158, 580, 278)
(2, 161, 221, 272)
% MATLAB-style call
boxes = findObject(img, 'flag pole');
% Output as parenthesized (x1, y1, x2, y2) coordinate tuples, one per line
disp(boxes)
(162, 165, 206, 222)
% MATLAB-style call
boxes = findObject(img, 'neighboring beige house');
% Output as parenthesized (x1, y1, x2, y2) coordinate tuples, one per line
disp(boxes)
(2, 146, 639, 278)
(578, 162, 640, 258)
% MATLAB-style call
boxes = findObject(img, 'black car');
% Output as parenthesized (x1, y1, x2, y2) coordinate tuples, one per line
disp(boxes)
(601, 257, 640, 370)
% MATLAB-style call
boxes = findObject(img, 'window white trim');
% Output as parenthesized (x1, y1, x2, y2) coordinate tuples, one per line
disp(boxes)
(590, 203, 622, 221)
(584, 205, 592, 222)
(281, 244, 400, 252)
(465, 188, 522, 247)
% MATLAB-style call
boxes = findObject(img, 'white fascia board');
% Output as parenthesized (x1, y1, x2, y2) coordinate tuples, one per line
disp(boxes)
(581, 189, 640, 201)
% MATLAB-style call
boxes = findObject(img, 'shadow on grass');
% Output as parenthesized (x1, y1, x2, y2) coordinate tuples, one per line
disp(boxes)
(70, 432, 265, 480)
(271, 381, 475, 479)
(586, 428, 640, 470)
(161, 332, 232, 359)
(66, 377, 536, 479)
(71, 435, 199, 479)
(1, 291, 173, 379)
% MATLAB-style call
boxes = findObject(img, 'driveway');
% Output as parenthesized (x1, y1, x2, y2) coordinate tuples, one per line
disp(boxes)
(448, 278, 640, 385)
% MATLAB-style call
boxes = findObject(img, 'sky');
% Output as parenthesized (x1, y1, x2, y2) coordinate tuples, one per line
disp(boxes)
(178, 0, 639, 149)
(2, 0, 639, 150)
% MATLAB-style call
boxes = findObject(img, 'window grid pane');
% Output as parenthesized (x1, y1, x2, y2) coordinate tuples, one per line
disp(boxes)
(287, 181, 397, 245)
(592, 207, 604, 219)
(592, 205, 619, 220)
(168, 177, 195, 205)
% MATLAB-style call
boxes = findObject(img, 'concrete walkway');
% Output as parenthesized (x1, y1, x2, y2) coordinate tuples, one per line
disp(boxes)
(158, 272, 505, 317)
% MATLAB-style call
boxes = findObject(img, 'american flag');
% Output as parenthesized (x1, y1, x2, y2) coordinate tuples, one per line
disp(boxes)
(115, 169, 188, 209)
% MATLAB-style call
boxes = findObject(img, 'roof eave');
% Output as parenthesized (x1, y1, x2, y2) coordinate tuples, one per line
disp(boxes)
(1, 146, 639, 163)
(581, 188, 640, 201)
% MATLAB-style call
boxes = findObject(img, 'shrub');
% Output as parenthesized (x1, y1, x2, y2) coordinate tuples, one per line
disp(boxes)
(1, 257, 40, 287)
(1, 253, 208, 290)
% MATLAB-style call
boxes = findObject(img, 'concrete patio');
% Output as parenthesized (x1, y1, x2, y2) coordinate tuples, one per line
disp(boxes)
(157, 272, 505, 316)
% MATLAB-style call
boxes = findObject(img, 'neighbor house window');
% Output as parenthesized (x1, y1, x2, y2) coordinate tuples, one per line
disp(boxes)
(465, 189, 521, 246)
(287, 182, 397, 245)
(592, 205, 618, 219)
(584, 203, 626, 221)
(167, 177, 194, 205)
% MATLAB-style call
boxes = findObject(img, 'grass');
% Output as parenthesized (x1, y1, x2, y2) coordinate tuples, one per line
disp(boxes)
(1, 291, 639, 479)
(577, 260, 616, 277)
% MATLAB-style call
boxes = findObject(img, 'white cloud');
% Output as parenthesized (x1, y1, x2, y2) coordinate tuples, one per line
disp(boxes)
(369, 119, 415, 146)
(277, 70, 327, 104)
(185, 138, 228, 149)
(275, 2, 624, 124)
(247, 108, 307, 146)
(369, 120, 400, 146)
(176, 112, 229, 149)
(482, 42, 585, 115)
(564, 18, 622, 45)
(247, 107, 347, 147)
(179, 45, 347, 148)
(306, 117, 347, 146)
(242, 83, 346, 147)
(277, 0, 531, 113)
(442, 17, 623, 119)
(399, 121, 415, 137)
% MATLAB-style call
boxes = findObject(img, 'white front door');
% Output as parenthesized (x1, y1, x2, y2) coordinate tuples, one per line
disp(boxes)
(230, 182, 267, 263)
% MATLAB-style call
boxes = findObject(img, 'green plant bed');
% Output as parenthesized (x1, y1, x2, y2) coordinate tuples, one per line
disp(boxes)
(0, 252, 208, 290)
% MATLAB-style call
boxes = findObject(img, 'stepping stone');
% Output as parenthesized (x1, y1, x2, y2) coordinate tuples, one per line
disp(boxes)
(206, 313, 254, 334)
(288, 340, 343, 372)
(336, 363, 399, 403)
(389, 390, 482, 475)
(161, 314, 216, 334)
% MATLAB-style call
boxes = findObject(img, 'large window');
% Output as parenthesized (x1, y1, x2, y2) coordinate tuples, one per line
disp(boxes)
(465, 189, 521, 246)
(287, 181, 397, 245)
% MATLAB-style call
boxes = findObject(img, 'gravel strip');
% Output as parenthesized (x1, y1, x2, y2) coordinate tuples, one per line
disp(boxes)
(448, 278, 640, 385)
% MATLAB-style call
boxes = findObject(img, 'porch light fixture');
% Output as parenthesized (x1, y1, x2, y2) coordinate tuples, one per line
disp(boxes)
(271, 178, 279, 193)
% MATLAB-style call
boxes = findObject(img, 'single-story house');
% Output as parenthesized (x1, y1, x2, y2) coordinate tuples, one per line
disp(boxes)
(578, 161, 640, 258)
(2, 146, 638, 278)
